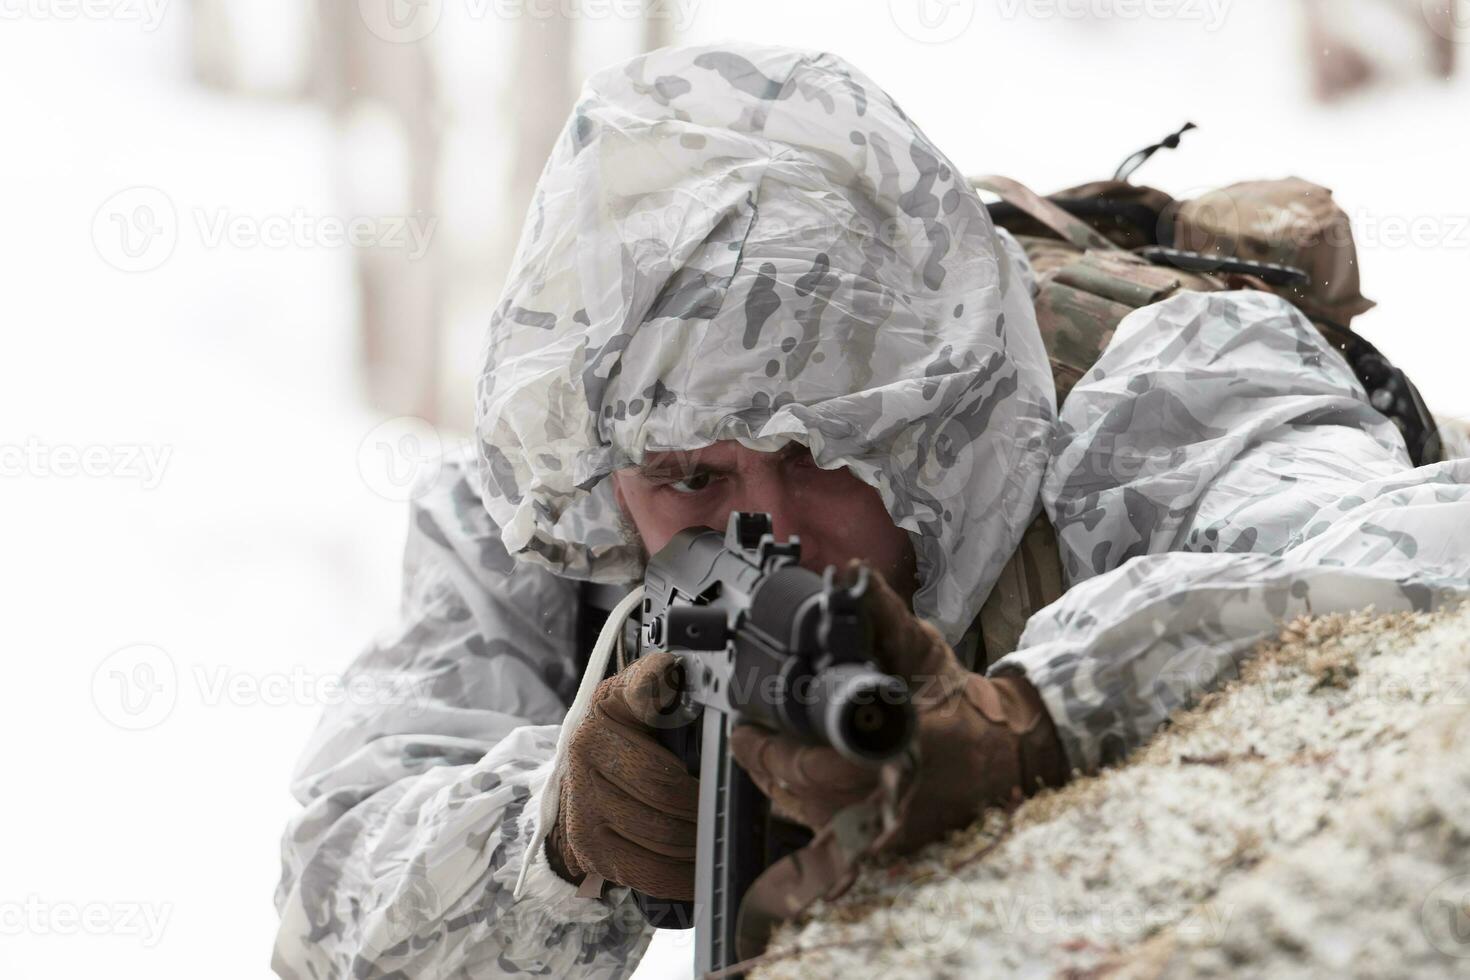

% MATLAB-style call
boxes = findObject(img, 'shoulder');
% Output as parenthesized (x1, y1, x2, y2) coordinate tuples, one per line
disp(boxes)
(406, 447, 582, 609)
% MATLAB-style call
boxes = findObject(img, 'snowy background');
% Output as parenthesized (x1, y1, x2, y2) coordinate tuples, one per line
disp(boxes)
(1, 1, 1466, 978)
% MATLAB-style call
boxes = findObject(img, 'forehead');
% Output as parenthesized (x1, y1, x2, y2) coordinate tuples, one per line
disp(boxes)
(637, 440, 805, 472)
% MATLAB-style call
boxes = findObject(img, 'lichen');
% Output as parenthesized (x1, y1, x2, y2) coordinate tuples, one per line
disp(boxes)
(752, 604, 1470, 979)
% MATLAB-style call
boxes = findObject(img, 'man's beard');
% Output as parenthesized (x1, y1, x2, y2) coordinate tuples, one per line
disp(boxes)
(616, 508, 650, 565)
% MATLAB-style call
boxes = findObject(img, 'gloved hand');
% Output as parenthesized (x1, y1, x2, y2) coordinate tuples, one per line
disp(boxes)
(548, 652, 698, 901)
(730, 561, 1069, 853)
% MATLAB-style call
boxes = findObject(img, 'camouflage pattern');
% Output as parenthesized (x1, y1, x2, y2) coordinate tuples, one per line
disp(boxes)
(993, 289, 1470, 771)
(1174, 178, 1375, 326)
(1026, 245, 1224, 402)
(973, 174, 1117, 252)
(976, 513, 1063, 668)
(275, 42, 1052, 979)
(273, 453, 655, 978)
(274, 43, 1470, 980)
(473, 43, 1055, 647)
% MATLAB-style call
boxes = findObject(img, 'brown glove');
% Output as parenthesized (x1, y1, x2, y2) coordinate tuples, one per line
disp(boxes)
(730, 561, 1069, 853)
(548, 651, 699, 901)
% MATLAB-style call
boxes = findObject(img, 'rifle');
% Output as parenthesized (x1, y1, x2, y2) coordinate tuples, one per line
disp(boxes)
(627, 511, 916, 975)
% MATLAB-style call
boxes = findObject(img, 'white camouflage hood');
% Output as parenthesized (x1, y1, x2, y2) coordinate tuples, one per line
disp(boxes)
(474, 43, 1055, 642)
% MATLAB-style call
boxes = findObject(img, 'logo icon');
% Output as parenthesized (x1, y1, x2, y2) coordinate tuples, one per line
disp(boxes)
(881, 875, 975, 956)
(358, 0, 444, 43)
(1422, 873, 1470, 958)
(1422, 0, 1470, 44)
(358, 416, 445, 502)
(1150, 646, 1242, 719)
(92, 644, 179, 731)
(889, 0, 977, 44)
(360, 870, 440, 960)
(93, 187, 179, 273)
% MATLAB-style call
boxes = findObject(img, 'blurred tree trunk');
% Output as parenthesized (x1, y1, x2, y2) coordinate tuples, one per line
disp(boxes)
(505, 13, 577, 261)
(644, 0, 674, 53)
(188, 0, 237, 90)
(316, 0, 444, 422)
(1304, 0, 1458, 102)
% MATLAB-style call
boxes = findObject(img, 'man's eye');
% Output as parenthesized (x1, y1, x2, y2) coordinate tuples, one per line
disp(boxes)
(668, 471, 714, 495)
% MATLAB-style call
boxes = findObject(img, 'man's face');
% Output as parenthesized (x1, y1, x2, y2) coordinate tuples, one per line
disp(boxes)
(611, 440, 919, 605)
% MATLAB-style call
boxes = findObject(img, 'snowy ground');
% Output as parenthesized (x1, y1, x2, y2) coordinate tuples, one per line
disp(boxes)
(2, 3, 1466, 979)
(751, 603, 1470, 979)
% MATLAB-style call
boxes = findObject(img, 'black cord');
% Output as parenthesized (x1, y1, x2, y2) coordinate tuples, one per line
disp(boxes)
(1113, 122, 1199, 182)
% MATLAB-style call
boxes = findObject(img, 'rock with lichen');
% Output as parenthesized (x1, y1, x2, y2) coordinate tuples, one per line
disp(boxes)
(752, 603, 1470, 979)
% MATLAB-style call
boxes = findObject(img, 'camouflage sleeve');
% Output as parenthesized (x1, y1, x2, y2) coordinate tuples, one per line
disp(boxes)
(994, 290, 1470, 771)
(993, 226, 1039, 300)
(272, 455, 652, 978)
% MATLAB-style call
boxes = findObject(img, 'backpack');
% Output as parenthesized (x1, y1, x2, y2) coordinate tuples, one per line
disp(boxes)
(970, 129, 1444, 664)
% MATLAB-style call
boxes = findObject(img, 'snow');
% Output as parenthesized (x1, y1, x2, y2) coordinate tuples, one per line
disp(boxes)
(0, 17, 411, 980)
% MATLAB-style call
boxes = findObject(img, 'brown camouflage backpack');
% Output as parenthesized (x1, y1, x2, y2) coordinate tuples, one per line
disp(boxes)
(969, 129, 1444, 664)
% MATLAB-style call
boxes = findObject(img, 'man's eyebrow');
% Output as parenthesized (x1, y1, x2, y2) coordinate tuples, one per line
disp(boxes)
(634, 454, 730, 478)
(633, 443, 808, 477)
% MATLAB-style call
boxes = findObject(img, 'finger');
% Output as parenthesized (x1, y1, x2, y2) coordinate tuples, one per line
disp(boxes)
(583, 769, 697, 858)
(735, 762, 868, 831)
(729, 723, 775, 783)
(732, 727, 818, 826)
(571, 717, 699, 819)
(596, 651, 685, 730)
(730, 724, 875, 810)
(849, 559, 953, 681)
(850, 559, 924, 663)
(561, 762, 696, 893)
(587, 824, 695, 903)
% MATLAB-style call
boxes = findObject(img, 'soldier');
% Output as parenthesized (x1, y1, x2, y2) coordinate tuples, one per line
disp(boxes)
(273, 43, 1470, 978)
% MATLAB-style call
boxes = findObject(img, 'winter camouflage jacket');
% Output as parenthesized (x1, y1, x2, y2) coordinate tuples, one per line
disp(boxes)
(272, 43, 1470, 978)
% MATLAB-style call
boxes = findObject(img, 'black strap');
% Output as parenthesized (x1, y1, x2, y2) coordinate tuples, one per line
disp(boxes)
(1113, 122, 1198, 183)
(575, 581, 635, 684)
(1137, 246, 1311, 288)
